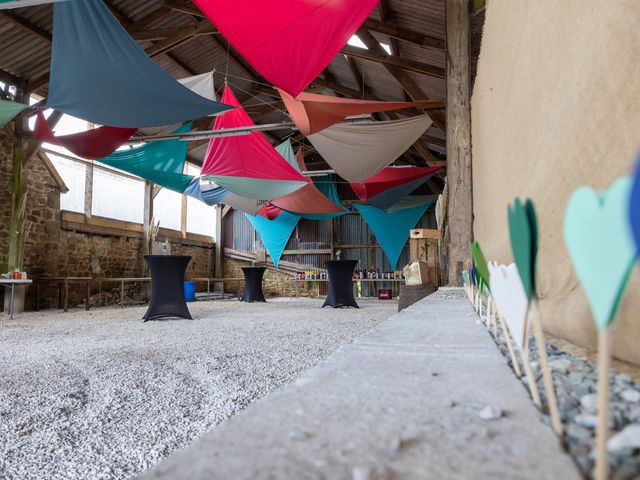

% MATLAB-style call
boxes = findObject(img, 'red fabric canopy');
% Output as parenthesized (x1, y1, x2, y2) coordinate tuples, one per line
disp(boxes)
(270, 183, 346, 215)
(258, 204, 283, 220)
(350, 166, 441, 200)
(201, 85, 307, 183)
(280, 89, 443, 135)
(192, 0, 378, 96)
(33, 110, 136, 160)
(295, 148, 308, 172)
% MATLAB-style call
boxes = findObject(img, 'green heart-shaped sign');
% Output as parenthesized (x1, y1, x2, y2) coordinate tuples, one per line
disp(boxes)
(471, 241, 490, 293)
(563, 176, 637, 330)
(508, 198, 539, 301)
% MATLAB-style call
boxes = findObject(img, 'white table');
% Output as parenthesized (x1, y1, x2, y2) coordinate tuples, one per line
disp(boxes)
(0, 279, 32, 319)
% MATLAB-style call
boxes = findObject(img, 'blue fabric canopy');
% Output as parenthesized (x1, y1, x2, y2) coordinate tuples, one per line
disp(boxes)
(184, 178, 231, 205)
(354, 200, 433, 269)
(297, 176, 348, 220)
(98, 123, 193, 192)
(47, 0, 231, 128)
(365, 176, 431, 210)
(246, 211, 299, 268)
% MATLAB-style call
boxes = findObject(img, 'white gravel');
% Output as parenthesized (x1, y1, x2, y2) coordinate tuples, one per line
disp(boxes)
(0, 298, 396, 480)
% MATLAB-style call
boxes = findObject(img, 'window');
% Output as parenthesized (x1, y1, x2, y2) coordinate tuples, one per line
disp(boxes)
(153, 187, 182, 231)
(48, 153, 85, 213)
(92, 168, 144, 223)
(185, 164, 215, 238)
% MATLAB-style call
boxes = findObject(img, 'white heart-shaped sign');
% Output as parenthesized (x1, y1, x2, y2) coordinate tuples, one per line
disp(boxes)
(488, 262, 529, 351)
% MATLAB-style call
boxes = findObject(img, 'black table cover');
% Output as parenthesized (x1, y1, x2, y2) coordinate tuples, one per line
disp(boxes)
(323, 260, 359, 308)
(241, 267, 266, 302)
(143, 255, 192, 321)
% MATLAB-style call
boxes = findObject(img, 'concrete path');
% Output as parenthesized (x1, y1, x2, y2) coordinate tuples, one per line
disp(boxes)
(141, 290, 580, 480)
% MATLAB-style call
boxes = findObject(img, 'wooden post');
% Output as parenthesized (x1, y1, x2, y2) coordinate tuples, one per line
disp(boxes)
(7, 82, 27, 272)
(84, 161, 93, 220)
(214, 205, 223, 278)
(445, 0, 473, 285)
(180, 193, 188, 239)
(142, 181, 154, 276)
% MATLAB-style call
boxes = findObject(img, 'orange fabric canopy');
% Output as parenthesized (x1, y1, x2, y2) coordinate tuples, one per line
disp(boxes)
(280, 89, 442, 135)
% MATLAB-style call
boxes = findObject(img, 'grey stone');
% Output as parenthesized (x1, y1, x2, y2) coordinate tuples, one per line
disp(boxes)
(549, 358, 572, 372)
(580, 393, 599, 413)
(574, 414, 598, 429)
(479, 405, 503, 421)
(620, 389, 640, 403)
(608, 425, 640, 452)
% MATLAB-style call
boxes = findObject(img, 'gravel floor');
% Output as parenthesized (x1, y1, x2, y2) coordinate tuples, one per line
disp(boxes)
(0, 298, 396, 480)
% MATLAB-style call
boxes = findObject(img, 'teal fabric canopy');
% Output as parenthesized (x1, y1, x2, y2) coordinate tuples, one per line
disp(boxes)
(98, 123, 193, 193)
(274, 139, 301, 173)
(0, 100, 28, 127)
(246, 210, 300, 268)
(354, 199, 433, 269)
(46, 0, 230, 127)
(297, 176, 348, 220)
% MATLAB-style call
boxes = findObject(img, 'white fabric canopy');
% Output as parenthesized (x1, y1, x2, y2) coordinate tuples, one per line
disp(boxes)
(178, 72, 216, 101)
(308, 114, 433, 182)
(223, 193, 261, 216)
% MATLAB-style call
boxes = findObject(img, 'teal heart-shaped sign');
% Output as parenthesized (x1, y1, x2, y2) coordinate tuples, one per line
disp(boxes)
(508, 198, 539, 301)
(471, 241, 490, 293)
(563, 176, 637, 330)
(631, 159, 640, 255)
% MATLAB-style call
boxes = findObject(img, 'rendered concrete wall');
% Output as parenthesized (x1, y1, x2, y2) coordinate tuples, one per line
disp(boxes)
(471, 1, 640, 364)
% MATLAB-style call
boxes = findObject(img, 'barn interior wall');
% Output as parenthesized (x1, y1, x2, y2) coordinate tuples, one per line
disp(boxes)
(471, 0, 640, 365)
(0, 129, 214, 310)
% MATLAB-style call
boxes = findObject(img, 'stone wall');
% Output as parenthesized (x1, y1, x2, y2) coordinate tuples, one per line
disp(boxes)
(0, 129, 215, 311)
(223, 257, 324, 298)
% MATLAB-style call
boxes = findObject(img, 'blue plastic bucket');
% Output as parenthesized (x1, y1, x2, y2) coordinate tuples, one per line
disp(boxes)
(183, 281, 196, 302)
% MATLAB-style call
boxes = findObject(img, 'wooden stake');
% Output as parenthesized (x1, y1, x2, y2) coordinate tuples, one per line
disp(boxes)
(497, 312, 522, 378)
(529, 303, 563, 436)
(594, 327, 611, 480)
(520, 306, 542, 408)
(485, 296, 492, 331)
(491, 298, 498, 338)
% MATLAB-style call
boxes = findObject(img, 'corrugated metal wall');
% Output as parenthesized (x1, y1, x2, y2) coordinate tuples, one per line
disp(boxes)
(223, 200, 437, 274)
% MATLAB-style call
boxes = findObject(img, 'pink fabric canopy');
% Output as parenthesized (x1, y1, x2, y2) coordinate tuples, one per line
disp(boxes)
(270, 183, 346, 215)
(280, 89, 443, 135)
(350, 166, 442, 200)
(33, 110, 136, 160)
(200, 85, 307, 199)
(192, 0, 379, 96)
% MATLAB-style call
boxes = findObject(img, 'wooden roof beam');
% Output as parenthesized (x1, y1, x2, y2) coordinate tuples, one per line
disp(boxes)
(362, 18, 444, 51)
(341, 45, 444, 79)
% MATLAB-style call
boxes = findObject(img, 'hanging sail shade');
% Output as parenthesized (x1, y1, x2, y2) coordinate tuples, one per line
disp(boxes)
(223, 193, 262, 216)
(0, 0, 65, 8)
(33, 110, 136, 160)
(192, 0, 378, 97)
(201, 85, 308, 199)
(351, 166, 440, 210)
(0, 99, 28, 127)
(385, 196, 436, 213)
(280, 89, 443, 136)
(308, 115, 433, 182)
(258, 203, 283, 220)
(295, 148, 308, 172)
(184, 178, 230, 205)
(354, 200, 433, 269)
(98, 123, 193, 193)
(246, 211, 300, 267)
(270, 183, 346, 216)
(298, 176, 348, 220)
(178, 72, 216, 101)
(46, 0, 231, 128)
(274, 139, 302, 173)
